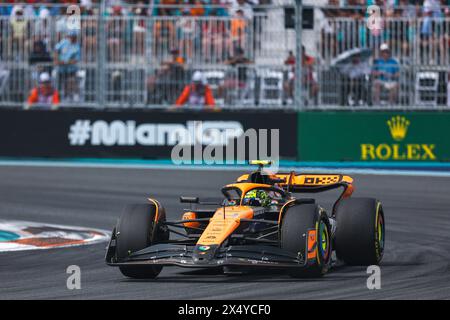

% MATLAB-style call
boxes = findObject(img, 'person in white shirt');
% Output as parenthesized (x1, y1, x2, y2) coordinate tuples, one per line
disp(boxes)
(423, 0, 442, 18)
(9, 6, 29, 59)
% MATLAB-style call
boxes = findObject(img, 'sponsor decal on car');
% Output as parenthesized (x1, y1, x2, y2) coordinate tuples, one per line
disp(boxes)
(302, 175, 341, 185)
(307, 229, 317, 260)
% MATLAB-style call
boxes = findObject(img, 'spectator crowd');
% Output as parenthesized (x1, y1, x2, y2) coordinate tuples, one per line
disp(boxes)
(318, 0, 450, 106)
(0, 1, 449, 108)
(322, 0, 450, 65)
(0, 0, 268, 108)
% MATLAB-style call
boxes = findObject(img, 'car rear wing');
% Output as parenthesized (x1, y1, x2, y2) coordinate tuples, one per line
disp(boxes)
(275, 173, 353, 194)
(236, 172, 354, 198)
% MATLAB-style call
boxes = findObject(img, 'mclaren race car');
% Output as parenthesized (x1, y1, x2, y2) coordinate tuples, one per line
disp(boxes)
(106, 161, 385, 278)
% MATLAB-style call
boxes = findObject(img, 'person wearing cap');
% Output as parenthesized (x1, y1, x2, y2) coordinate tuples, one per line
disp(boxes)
(372, 43, 400, 105)
(26, 72, 60, 109)
(175, 71, 215, 108)
(54, 30, 81, 101)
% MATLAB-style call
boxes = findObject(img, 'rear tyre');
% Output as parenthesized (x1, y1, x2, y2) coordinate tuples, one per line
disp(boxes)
(281, 204, 331, 278)
(115, 203, 168, 279)
(334, 198, 385, 266)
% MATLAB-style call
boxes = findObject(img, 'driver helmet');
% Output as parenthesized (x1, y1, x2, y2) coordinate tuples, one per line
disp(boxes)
(243, 189, 271, 207)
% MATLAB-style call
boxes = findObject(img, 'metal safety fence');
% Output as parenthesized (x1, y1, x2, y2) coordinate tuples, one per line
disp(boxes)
(0, 8, 290, 109)
(317, 15, 450, 109)
(0, 3, 449, 110)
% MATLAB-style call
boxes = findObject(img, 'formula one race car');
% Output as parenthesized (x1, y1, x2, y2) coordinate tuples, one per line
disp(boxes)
(106, 161, 385, 279)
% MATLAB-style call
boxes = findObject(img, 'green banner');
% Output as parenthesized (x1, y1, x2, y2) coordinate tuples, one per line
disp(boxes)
(298, 112, 450, 162)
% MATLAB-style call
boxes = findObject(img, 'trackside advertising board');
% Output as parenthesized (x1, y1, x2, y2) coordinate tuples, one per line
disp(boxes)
(298, 112, 450, 162)
(0, 109, 297, 159)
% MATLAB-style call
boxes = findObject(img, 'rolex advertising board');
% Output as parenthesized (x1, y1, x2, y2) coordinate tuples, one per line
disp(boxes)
(297, 112, 450, 162)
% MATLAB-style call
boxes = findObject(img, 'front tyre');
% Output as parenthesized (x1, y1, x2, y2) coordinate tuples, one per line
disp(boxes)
(334, 198, 385, 266)
(281, 204, 332, 278)
(115, 203, 168, 279)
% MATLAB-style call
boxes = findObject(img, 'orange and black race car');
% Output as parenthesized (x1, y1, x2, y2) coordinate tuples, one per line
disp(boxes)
(105, 161, 385, 279)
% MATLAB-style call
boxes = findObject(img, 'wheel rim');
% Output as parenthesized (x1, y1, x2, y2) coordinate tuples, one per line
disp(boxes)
(318, 220, 330, 261)
(377, 213, 385, 254)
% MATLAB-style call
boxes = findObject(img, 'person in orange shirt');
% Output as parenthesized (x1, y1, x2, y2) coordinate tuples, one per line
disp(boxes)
(190, 0, 205, 16)
(230, 9, 246, 52)
(175, 71, 215, 109)
(25, 72, 60, 109)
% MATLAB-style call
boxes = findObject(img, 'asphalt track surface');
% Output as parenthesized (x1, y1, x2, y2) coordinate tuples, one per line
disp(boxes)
(0, 165, 449, 299)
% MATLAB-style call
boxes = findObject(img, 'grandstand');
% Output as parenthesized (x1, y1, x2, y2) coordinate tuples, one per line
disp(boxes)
(0, 0, 449, 109)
